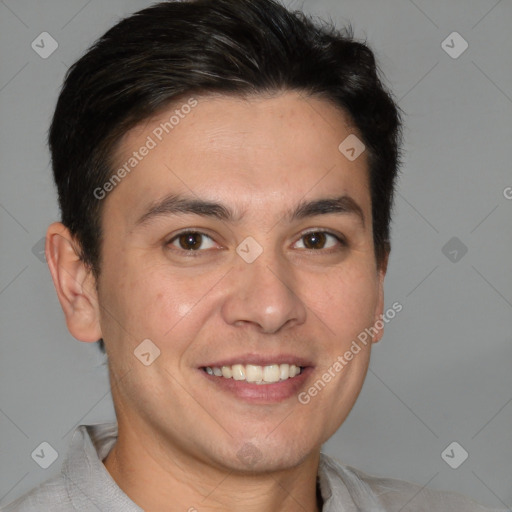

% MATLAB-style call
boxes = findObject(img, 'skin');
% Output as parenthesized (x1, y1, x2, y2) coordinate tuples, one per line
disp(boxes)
(46, 91, 388, 512)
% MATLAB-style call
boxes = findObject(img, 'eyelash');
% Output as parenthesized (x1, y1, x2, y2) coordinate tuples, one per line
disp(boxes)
(165, 229, 347, 257)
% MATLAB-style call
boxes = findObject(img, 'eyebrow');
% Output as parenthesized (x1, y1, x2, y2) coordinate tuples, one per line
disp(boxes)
(134, 193, 365, 228)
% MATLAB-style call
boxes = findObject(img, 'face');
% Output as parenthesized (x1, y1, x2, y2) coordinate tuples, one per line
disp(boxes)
(95, 92, 386, 473)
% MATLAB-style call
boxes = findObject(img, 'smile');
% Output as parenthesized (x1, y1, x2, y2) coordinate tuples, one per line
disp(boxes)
(202, 363, 303, 384)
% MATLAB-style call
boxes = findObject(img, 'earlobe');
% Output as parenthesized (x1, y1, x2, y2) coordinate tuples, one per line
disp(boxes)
(45, 222, 103, 343)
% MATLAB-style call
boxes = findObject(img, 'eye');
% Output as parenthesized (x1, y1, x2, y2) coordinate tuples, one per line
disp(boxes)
(167, 231, 217, 253)
(294, 230, 345, 251)
(166, 229, 346, 256)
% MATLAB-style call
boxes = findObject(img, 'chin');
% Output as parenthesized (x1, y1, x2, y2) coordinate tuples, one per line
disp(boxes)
(214, 436, 316, 474)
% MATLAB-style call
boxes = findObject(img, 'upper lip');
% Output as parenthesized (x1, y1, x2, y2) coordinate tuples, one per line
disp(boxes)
(200, 353, 314, 368)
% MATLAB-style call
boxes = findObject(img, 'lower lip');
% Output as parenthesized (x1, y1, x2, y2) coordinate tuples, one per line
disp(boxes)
(199, 367, 313, 404)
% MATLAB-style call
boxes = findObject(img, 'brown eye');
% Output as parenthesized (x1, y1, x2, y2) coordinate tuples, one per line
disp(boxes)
(294, 231, 345, 251)
(168, 231, 216, 252)
(303, 232, 327, 249)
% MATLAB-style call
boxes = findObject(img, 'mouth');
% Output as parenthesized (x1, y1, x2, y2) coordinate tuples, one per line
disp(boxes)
(198, 356, 313, 403)
(201, 363, 304, 385)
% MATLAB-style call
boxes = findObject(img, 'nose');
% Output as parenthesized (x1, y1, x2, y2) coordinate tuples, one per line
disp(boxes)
(221, 248, 307, 334)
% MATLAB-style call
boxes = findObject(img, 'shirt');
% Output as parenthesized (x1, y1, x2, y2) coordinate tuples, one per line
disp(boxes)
(1, 422, 505, 511)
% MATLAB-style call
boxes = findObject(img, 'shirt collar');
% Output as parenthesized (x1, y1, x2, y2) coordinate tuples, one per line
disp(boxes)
(62, 422, 142, 511)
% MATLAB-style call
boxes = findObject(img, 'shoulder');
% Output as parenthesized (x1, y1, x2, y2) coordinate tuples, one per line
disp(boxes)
(0, 473, 72, 512)
(319, 453, 505, 511)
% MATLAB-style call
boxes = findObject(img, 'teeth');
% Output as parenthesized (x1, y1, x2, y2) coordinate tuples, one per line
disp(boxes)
(221, 366, 232, 378)
(245, 364, 263, 382)
(263, 364, 280, 383)
(203, 363, 303, 383)
(232, 364, 245, 381)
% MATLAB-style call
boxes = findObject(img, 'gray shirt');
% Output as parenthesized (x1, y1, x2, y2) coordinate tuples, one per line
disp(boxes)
(1, 422, 505, 511)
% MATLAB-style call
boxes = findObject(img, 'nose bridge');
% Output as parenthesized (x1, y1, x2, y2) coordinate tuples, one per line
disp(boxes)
(222, 241, 307, 333)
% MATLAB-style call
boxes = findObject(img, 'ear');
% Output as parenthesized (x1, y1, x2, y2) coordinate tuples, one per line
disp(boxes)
(371, 250, 389, 344)
(45, 222, 103, 343)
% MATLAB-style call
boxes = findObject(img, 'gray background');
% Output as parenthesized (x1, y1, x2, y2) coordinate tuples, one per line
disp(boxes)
(1, 0, 511, 508)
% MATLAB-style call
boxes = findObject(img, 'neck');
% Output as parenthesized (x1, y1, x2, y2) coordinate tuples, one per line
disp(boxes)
(103, 420, 323, 512)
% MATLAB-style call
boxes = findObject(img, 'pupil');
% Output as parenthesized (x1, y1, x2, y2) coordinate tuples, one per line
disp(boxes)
(180, 233, 201, 250)
(305, 232, 325, 249)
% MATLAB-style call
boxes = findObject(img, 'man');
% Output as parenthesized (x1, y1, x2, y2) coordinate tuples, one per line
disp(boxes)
(2, 0, 505, 510)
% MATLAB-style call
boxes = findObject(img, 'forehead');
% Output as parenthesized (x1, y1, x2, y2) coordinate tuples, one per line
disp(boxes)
(105, 92, 371, 225)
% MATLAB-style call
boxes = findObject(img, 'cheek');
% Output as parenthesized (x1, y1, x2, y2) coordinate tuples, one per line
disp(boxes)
(306, 266, 379, 337)
(101, 257, 218, 347)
